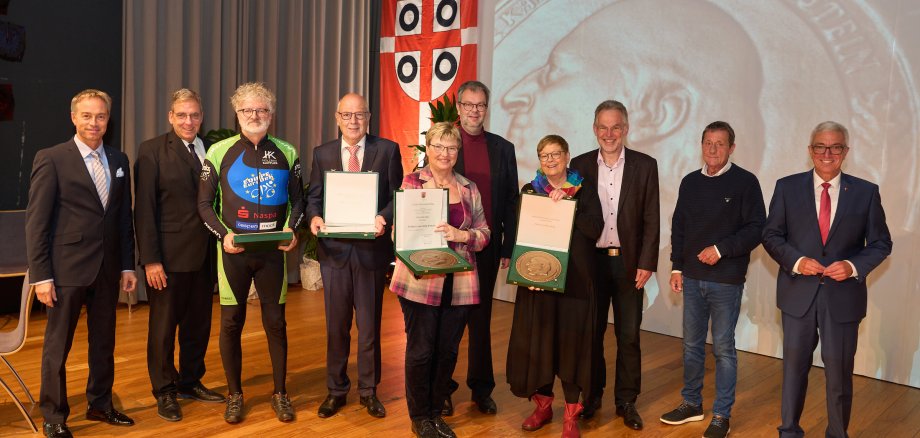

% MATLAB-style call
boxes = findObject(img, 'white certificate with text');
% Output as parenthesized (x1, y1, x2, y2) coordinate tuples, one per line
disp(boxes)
(395, 189, 448, 251)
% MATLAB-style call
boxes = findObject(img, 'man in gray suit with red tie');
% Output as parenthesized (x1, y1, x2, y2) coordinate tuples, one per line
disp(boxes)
(135, 88, 224, 422)
(763, 121, 892, 438)
(26, 89, 138, 437)
(307, 93, 403, 419)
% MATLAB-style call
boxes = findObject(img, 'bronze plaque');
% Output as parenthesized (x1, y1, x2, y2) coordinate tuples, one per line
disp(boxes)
(409, 250, 458, 269)
(515, 250, 563, 283)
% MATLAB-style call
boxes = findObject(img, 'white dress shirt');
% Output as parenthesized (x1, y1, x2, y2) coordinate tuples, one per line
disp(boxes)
(596, 149, 626, 248)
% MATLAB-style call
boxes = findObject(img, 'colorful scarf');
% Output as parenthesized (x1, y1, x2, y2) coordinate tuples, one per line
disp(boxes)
(531, 168, 583, 197)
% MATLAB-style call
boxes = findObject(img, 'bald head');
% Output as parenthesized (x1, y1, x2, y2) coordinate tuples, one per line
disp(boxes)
(335, 93, 371, 146)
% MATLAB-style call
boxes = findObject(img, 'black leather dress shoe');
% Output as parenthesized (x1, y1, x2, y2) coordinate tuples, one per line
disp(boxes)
(85, 407, 135, 426)
(441, 395, 454, 416)
(580, 396, 602, 419)
(472, 396, 497, 414)
(359, 395, 386, 418)
(317, 394, 346, 418)
(156, 392, 182, 421)
(616, 402, 644, 430)
(177, 382, 226, 403)
(42, 422, 73, 438)
(431, 416, 458, 438)
(411, 418, 439, 438)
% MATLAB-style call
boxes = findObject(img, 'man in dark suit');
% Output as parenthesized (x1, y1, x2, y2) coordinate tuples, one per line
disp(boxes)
(26, 89, 138, 437)
(446, 80, 519, 415)
(763, 121, 892, 438)
(307, 92, 403, 419)
(569, 99, 659, 429)
(135, 88, 224, 422)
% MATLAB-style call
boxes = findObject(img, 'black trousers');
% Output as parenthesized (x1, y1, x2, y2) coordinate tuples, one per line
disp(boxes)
(146, 260, 214, 396)
(219, 249, 288, 394)
(591, 252, 643, 406)
(400, 276, 471, 421)
(451, 242, 499, 399)
(320, 250, 387, 397)
(40, 265, 119, 424)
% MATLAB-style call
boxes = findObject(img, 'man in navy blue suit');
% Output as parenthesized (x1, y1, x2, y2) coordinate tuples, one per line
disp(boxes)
(763, 121, 892, 438)
(307, 93, 403, 419)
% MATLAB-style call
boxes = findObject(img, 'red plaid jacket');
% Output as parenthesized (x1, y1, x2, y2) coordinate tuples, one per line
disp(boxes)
(389, 167, 491, 306)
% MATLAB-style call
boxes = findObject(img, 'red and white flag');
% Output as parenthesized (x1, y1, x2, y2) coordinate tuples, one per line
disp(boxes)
(379, 0, 478, 173)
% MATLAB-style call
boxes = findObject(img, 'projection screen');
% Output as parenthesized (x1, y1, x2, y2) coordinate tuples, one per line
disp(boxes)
(478, 0, 920, 388)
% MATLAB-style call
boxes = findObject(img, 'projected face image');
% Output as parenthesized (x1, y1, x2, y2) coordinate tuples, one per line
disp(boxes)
(502, 49, 595, 170)
(500, 0, 765, 202)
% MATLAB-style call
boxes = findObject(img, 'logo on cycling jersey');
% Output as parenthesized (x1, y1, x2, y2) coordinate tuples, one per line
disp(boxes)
(227, 154, 289, 206)
(237, 206, 249, 219)
(293, 162, 301, 179)
(259, 221, 277, 230)
(262, 150, 278, 165)
(200, 163, 211, 181)
(235, 221, 259, 231)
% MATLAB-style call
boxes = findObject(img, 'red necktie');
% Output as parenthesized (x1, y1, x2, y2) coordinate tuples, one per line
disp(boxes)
(347, 145, 360, 172)
(819, 182, 831, 244)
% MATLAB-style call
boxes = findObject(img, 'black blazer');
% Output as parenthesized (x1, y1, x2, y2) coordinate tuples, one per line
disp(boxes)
(570, 147, 660, 281)
(763, 171, 892, 322)
(26, 139, 135, 286)
(453, 130, 520, 258)
(134, 131, 214, 272)
(306, 134, 404, 269)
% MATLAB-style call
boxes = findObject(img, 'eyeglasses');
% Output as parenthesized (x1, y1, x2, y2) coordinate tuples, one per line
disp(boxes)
(810, 143, 847, 155)
(428, 143, 460, 155)
(538, 151, 565, 162)
(458, 101, 488, 112)
(237, 108, 272, 117)
(172, 112, 202, 121)
(337, 111, 369, 120)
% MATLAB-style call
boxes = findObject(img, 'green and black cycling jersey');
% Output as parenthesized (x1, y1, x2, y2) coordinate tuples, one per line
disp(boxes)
(198, 134, 305, 240)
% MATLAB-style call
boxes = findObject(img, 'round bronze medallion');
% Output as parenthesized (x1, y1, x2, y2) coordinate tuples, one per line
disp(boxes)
(409, 250, 458, 268)
(515, 250, 563, 283)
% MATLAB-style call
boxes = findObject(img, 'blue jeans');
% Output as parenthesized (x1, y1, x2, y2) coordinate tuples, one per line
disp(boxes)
(680, 276, 743, 418)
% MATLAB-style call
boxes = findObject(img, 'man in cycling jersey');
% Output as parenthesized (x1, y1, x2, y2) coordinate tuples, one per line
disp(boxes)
(198, 82, 304, 424)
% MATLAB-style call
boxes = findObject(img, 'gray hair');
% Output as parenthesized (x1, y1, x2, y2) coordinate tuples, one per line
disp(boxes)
(594, 100, 628, 124)
(457, 80, 491, 105)
(170, 88, 202, 110)
(810, 121, 849, 146)
(230, 82, 276, 112)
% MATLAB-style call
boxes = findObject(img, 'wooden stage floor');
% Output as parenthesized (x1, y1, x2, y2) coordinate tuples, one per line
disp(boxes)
(0, 286, 918, 437)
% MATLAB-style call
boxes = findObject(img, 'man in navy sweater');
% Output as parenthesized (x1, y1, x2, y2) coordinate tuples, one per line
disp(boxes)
(659, 121, 765, 438)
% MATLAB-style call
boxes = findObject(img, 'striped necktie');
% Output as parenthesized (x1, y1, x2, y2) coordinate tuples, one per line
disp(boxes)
(91, 150, 109, 208)
(347, 145, 360, 172)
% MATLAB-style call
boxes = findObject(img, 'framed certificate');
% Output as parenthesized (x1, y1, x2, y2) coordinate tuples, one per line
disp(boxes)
(233, 230, 294, 251)
(393, 188, 473, 275)
(317, 171, 378, 239)
(507, 192, 576, 292)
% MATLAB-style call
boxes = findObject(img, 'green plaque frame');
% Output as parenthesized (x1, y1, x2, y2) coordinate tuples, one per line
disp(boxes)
(393, 188, 472, 275)
(506, 192, 577, 292)
(232, 230, 294, 251)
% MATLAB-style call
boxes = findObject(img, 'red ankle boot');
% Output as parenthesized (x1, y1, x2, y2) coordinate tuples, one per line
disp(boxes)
(522, 393, 554, 431)
(562, 402, 583, 438)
